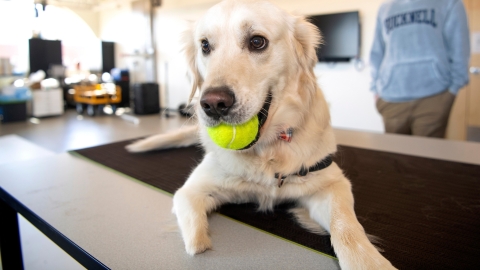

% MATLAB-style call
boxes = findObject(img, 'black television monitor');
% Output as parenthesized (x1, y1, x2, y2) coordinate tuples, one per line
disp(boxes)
(308, 11, 360, 62)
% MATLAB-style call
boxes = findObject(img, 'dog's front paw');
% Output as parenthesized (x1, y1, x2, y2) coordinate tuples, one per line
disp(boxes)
(185, 233, 212, 256)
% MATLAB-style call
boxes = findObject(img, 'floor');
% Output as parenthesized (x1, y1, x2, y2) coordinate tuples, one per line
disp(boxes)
(0, 109, 190, 153)
(0, 109, 191, 270)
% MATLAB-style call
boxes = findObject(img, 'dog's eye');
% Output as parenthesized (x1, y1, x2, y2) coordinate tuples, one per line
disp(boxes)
(201, 40, 210, 54)
(249, 36, 268, 51)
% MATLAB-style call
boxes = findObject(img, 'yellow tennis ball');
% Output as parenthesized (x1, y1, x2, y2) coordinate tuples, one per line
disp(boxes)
(207, 115, 259, 150)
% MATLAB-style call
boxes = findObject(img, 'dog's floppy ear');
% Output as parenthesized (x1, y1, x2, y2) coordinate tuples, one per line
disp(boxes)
(182, 24, 203, 104)
(292, 17, 322, 70)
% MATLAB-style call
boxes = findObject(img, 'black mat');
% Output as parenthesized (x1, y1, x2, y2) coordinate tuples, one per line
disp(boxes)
(74, 140, 480, 269)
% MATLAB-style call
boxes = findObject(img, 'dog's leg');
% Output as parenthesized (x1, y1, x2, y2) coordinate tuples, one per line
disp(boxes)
(126, 124, 198, 153)
(302, 173, 396, 270)
(172, 153, 226, 255)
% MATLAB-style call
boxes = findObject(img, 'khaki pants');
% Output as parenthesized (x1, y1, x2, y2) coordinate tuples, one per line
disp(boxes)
(376, 91, 455, 138)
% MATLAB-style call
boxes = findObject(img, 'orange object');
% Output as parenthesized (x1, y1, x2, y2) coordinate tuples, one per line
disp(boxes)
(73, 84, 121, 106)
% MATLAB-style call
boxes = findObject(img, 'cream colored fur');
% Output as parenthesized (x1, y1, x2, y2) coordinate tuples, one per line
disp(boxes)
(126, 1, 396, 269)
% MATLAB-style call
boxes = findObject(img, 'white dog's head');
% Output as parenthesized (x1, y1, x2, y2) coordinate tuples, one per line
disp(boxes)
(185, 0, 322, 149)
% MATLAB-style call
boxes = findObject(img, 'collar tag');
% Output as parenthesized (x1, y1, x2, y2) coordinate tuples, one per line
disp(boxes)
(278, 127, 293, 143)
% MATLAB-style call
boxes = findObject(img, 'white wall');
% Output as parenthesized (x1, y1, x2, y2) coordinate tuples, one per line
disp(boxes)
(154, 5, 209, 111)
(0, 0, 102, 73)
(70, 8, 100, 38)
(315, 63, 382, 133)
(99, 3, 135, 75)
(41, 6, 101, 72)
(0, 0, 33, 74)
(99, 1, 157, 84)
(153, 0, 385, 133)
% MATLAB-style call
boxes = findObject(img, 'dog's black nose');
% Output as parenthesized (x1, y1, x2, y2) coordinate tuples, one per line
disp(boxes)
(200, 87, 235, 118)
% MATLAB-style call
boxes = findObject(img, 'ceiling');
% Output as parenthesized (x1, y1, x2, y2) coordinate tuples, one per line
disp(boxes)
(33, 0, 136, 11)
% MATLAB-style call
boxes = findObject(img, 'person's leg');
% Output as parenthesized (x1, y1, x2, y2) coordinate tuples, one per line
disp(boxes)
(411, 91, 455, 138)
(376, 98, 413, 135)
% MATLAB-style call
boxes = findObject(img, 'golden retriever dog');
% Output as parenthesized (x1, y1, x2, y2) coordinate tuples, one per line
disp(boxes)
(127, 0, 395, 269)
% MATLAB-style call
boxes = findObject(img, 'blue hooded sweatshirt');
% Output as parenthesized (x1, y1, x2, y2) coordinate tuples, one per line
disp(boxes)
(370, 0, 470, 102)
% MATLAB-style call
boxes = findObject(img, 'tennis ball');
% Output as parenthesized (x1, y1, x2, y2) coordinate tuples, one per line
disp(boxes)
(207, 115, 259, 150)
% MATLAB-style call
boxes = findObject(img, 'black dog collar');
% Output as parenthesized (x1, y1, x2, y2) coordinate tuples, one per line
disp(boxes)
(274, 155, 333, 187)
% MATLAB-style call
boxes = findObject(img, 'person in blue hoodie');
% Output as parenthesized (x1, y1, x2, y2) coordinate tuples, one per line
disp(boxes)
(370, 0, 470, 138)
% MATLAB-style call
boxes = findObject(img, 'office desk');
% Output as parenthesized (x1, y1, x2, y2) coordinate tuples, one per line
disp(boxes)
(1, 128, 480, 269)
